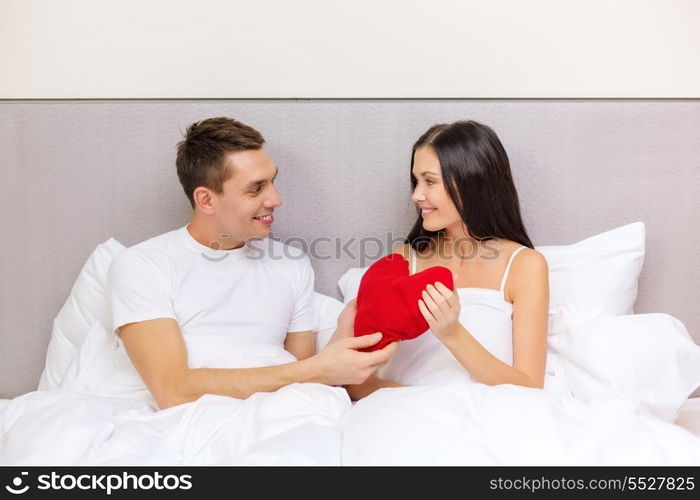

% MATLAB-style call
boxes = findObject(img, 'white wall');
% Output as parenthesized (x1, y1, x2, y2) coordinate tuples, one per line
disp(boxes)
(1, 0, 699, 98)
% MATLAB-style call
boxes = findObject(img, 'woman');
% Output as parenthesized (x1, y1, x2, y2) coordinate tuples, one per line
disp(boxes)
(346, 120, 549, 400)
(339, 121, 700, 466)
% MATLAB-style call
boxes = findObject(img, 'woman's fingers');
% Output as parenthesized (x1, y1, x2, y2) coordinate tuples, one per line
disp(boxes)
(425, 283, 450, 310)
(418, 299, 435, 324)
(433, 281, 450, 294)
(434, 281, 458, 308)
(421, 288, 441, 314)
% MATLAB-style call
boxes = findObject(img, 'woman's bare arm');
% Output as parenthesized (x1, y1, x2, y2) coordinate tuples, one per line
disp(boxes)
(419, 249, 549, 388)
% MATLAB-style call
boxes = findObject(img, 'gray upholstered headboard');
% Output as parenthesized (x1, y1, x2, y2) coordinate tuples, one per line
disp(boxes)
(1, 100, 699, 398)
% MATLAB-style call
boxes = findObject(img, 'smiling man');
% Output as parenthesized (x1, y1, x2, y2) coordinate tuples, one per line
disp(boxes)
(108, 117, 396, 410)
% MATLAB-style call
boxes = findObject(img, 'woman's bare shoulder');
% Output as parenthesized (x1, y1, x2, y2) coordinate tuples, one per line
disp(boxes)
(511, 247, 548, 282)
(517, 247, 547, 268)
(507, 246, 548, 303)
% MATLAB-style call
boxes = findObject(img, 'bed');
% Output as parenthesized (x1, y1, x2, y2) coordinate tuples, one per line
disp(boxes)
(1, 100, 699, 464)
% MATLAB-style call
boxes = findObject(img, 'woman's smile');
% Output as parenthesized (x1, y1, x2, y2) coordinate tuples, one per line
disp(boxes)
(419, 206, 437, 217)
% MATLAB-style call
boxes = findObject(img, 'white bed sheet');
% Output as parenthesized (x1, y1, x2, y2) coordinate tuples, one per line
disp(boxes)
(0, 385, 349, 465)
(0, 324, 352, 465)
(2, 311, 699, 466)
(341, 386, 700, 465)
(675, 397, 700, 437)
(0, 397, 700, 464)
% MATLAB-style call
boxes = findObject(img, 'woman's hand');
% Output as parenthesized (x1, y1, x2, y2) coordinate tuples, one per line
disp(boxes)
(418, 282, 462, 341)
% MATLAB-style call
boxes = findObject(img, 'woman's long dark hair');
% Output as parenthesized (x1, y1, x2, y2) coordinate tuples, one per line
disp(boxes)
(406, 120, 534, 252)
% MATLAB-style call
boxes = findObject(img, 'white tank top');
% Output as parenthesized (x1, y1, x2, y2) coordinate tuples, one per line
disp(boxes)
(377, 245, 527, 386)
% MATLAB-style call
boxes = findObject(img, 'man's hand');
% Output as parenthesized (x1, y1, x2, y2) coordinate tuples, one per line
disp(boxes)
(301, 298, 397, 386)
(312, 333, 398, 386)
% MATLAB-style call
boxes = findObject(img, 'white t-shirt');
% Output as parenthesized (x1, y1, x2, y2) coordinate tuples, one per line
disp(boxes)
(107, 226, 315, 352)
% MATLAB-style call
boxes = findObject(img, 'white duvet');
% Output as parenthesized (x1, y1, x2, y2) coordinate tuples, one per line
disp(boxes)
(341, 306, 700, 465)
(0, 324, 350, 465)
(342, 383, 700, 465)
(2, 309, 700, 465)
(0, 386, 348, 465)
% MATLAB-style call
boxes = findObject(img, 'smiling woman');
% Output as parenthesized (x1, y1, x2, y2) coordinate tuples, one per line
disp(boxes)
(339, 118, 700, 464)
(346, 120, 549, 401)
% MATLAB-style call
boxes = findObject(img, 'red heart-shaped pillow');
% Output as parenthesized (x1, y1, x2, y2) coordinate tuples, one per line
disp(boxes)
(354, 253, 454, 351)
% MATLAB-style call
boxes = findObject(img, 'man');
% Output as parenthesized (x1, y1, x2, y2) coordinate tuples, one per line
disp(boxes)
(108, 117, 396, 410)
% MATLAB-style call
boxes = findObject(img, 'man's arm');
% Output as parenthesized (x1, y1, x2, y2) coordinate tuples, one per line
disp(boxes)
(119, 318, 396, 410)
(284, 330, 315, 360)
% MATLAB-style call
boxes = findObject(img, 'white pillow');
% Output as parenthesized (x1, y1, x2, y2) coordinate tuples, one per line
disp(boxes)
(538, 222, 645, 315)
(59, 321, 148, 397)
(38, 238, 126, 390)
(338, 222, 645, 316)
(337, 267, 367, 305)
(312, 292, 345, 352)
(549, 303, 700, 422)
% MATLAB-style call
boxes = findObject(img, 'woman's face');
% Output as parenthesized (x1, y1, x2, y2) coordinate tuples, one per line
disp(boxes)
(411, 146, 463, 234)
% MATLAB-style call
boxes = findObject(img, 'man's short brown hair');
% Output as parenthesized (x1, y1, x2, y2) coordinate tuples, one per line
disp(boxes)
(176, 117, 265, 208)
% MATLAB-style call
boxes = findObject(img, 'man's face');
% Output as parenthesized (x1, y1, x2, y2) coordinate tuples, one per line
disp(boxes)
(208, 149, 282, 244)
